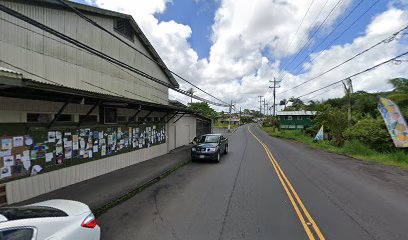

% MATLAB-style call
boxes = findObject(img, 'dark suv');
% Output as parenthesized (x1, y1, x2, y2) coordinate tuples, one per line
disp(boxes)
(191, 134, 228, 162)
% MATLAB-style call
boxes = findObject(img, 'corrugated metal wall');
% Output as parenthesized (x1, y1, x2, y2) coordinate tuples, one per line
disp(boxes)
(5, 143, 168, 204)
(0, 0, 169, 105)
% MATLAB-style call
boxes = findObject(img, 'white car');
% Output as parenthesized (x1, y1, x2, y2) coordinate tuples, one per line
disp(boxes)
(0, 199, 100, 240)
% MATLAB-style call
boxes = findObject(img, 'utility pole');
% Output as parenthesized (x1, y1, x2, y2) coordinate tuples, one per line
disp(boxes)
(239, 106, 242, 125)
(263, 99, 266, 117)
(269, 78, 281, 116)
(258, 96, 263, 115)
(228, 100, 234, 132)
(265, 103, 269, 117)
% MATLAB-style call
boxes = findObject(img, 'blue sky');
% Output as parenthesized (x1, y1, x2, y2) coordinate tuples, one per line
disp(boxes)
(154, 0, 220, 59)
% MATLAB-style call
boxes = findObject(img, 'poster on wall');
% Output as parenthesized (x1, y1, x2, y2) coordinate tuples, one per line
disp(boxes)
(48, 132, 56, 143)
(13, 136, 24, 147)
(1, 139, 12, 150)
(0, 167, 11, 179)
(3, 156, 14, 167)
(0, 124, 166, 183)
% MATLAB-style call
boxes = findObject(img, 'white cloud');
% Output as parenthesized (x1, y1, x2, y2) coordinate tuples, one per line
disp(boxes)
(78, 0, 408, 112)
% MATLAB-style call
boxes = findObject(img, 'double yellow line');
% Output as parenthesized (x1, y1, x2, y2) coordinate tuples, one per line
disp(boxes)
(248, 127, 325, 240)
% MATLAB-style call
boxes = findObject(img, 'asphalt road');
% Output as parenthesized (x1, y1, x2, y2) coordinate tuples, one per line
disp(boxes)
(98, 124, 408, 240)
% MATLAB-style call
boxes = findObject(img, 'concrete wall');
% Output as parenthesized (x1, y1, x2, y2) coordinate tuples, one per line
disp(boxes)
(0, 0, 169, 105)
(6, 143, 167, 204)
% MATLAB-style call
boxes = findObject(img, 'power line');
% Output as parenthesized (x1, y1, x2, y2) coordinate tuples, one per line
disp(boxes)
(264, 0, 327, 104)
(280, 23, 408, 95)
(296, 50, 408, 99)
(54, 0, 229, 106)
(286, 0, 373, 79)
(0, 3, 229, 107)
(277, 0, 334, 83)
(283, 0, 316, 58)
(279, 0, 344, 83)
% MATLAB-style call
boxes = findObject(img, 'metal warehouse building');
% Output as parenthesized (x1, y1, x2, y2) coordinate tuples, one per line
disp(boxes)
(0, 0, 211, 205)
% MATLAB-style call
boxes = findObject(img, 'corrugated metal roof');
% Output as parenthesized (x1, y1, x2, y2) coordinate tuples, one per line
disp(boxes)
(0, 67, 21, 75)
(277, 111, 317, 116)
(0, 67, 23, 79)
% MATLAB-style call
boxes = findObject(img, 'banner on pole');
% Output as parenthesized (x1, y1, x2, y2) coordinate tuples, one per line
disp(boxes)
(378, 97, 408, 148)
(314, 125, 324, 142)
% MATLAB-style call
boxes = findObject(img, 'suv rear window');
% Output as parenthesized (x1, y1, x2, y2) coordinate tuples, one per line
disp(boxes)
(0, 228, 34, 240)
(199, 135, 220, 143)
(0, 206, 68, 220)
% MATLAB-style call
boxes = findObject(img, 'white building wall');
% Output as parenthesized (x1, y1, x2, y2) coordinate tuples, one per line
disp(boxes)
(0, 0, 169, 105)
(168, 115, 196, 150)
(6, 143, 167, 204)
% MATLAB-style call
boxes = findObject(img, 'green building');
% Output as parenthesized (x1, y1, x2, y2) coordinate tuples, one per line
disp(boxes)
(277, 111, 316, 130)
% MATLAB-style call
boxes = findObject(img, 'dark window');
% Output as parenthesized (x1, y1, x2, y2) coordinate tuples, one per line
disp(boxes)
(145, 117, 153, 122)
(79, 115, 98, 123)
(55, 114, 73, 122)
(117, 116, 128, 123)
(104, 108, 117, 124)
(0, 206, 68, 220)
(154, 117, 160, 122)
(297, 116, 302, 120)
(0, 228, 34, 240)
(27, 113, 51, 123)
(114, 19, 134, 42)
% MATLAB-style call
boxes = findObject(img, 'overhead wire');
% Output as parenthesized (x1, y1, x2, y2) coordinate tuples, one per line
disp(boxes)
(278, 0, 344, 84)
(276, 0, 331, 83)
(283, 0, 316, 61)
(54, 0, 229, 106)
(280, 23, 408, 95)
(295, 50, 408, 99)
(0, 3, 229, 107)
(265, 0, 342, 106)
(262, 0, 316, 101)
(285, 0, 373, 80)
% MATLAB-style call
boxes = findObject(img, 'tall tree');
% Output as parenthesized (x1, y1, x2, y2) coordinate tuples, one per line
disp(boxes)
(189, 102, 217, 120)
(389, 78, 408, 93)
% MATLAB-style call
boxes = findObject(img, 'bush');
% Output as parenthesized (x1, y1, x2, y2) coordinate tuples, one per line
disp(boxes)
(344, 118, 394, 152)
(304, 127, 317, 137)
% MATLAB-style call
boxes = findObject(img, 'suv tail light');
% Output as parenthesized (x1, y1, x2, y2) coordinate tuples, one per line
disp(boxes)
(81, 213, 97, 228)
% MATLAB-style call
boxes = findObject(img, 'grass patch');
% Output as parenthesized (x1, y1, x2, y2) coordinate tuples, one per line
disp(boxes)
(261, 127, 408, 170)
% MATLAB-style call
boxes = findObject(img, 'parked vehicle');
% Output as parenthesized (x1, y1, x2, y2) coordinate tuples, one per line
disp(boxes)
(191, 134, 228, 162)
(0, 199, 100, 240)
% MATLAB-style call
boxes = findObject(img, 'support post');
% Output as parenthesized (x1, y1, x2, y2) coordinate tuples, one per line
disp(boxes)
(48, 98, 71, 129)
(173, 113, 185, 123)
(77, 101, 99, 127)
(126, 108, 142, 126)
(140, 110, 153, 123)
(166, 112, 179, 123)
